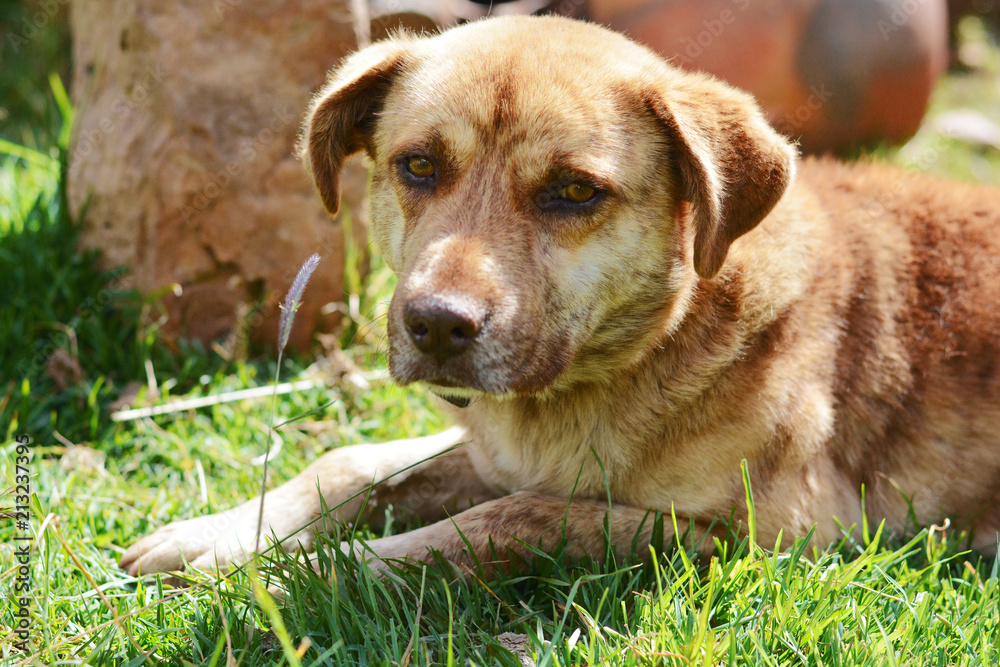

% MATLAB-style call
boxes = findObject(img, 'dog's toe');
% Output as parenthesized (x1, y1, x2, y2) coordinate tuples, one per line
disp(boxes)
(120, 530, 174, 574)
(121, 531, 211, 576)
(187, 542, 250, 571)
(120, 505, 280, 576)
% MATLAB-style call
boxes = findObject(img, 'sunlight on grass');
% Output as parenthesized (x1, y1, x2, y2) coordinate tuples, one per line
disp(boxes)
(0, 145, 59, 234)
(886, 17, 1000, 185)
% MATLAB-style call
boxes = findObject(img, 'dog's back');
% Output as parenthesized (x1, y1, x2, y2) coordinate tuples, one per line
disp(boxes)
(789, 159, 1000, 546)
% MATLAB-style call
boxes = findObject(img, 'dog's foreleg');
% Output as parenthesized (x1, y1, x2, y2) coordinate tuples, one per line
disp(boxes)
(120, 427, 498, 575)
(347, 492, 712, 576)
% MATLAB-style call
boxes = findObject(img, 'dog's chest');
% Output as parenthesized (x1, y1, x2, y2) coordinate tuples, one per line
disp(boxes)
(460, 393, 689, 501)
(457, 394, 618, 488)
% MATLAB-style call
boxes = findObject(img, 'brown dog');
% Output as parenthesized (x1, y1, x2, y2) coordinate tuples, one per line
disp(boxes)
(121, 16, 1000, 578)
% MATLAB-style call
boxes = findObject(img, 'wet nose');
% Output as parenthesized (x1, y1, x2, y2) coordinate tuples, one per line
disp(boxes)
(404, 297, 483, 360)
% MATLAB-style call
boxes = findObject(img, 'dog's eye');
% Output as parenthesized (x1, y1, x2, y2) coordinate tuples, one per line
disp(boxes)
(406, 156, 435, 179)
(560, 183, 596, 204)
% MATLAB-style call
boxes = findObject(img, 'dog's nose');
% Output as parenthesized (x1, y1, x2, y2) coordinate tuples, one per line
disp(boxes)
(404, 297, 483, 360)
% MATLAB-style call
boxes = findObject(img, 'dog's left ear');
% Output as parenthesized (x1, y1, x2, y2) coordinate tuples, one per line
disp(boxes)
(647, 74, 798, 278)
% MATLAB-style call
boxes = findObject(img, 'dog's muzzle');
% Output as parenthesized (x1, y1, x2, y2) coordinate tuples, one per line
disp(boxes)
(403, 295, 484, 362)
(399, 294, 491, 407)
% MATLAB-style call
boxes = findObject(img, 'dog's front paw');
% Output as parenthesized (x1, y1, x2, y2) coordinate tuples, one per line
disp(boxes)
(119, 502, 312, 577)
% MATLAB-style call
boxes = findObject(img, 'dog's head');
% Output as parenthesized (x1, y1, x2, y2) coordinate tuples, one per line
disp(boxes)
(302, 16, 796, 404)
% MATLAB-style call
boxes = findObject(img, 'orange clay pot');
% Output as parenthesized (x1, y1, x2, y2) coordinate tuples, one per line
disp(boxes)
(590, 0, 948, 154)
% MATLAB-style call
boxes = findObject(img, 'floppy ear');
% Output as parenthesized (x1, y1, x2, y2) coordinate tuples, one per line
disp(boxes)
(647, 73, 797, 278)
(300, 39, 409, 215)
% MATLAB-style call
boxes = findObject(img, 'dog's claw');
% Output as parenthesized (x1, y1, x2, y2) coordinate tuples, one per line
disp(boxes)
(119, 503, 304, 577)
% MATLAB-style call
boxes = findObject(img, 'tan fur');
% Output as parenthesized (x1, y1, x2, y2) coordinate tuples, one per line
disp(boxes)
(121, 16, 1000, 578)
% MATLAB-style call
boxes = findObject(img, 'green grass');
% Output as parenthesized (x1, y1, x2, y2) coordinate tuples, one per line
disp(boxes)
(881, 17, 1000, 183)
(2, 17, 1000, 667)
(0, 0, 70, 149)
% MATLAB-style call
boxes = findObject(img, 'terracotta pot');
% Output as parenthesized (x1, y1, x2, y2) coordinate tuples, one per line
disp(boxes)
(591, 0, 949, 153)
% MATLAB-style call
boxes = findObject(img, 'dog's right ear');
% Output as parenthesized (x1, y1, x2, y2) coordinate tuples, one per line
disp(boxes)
(300, 40, 408, 215)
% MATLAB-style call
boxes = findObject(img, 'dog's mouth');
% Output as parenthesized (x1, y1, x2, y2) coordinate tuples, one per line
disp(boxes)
(434, 392, 471, 408)
(387, 275, 568, 402)
(425, 381, 486, 408)
(390, 321, 569, 404)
